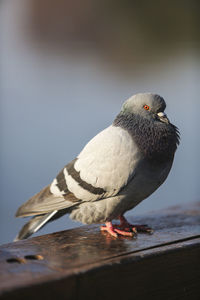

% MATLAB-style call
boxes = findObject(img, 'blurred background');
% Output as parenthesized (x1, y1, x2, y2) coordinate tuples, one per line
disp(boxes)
(0, 0, 199, 244)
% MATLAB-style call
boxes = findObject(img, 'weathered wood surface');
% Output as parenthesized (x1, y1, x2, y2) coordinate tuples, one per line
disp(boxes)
(0, 203, 199, 300)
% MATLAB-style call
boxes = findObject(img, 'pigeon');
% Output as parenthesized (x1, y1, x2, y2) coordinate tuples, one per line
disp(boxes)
(15, 93, 180, 240)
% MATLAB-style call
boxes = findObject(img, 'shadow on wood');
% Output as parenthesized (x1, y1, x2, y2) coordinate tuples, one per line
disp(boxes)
(0, 203, 199, 300)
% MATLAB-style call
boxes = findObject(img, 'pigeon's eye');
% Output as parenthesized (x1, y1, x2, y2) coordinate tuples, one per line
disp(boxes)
(144, 105, 150, 111)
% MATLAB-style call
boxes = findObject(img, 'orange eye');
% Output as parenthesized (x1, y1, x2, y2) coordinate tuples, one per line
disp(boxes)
(144, 105, 150, 110)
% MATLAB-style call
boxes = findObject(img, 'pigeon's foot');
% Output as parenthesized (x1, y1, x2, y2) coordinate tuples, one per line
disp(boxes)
(100, 217, 153, 238)
(119, 215, 153, 234)
(100, 222, 134, 238)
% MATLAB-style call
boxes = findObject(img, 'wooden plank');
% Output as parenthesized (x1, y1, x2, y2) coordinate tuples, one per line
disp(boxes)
(78, 238, 200, 300)
(0, 203, 199, 300)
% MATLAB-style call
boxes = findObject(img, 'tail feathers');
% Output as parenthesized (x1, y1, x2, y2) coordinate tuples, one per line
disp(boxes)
(14, 210, 58, 241)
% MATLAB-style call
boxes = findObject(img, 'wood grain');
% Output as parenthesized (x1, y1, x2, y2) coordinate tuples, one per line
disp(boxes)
(0, 203, 199, 300)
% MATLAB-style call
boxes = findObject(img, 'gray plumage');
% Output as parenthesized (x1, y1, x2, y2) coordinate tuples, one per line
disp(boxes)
(15, 93, 180, 241)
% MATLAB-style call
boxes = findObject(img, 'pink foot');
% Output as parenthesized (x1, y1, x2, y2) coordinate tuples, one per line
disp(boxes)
(119, 216, 153, 234)
(100, 222, 134, 237)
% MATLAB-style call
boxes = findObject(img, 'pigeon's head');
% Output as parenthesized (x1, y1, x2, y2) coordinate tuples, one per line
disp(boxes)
(121, 93, 169, 124)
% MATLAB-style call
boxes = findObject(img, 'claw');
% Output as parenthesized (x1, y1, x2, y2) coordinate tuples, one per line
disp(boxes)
(100, 217, 153, 238)
(119, 216, 153, 234)
(100, 222, 134, 237)
(113, 228, 134, 237)
(100, 223, 118, 237)
(131, 224, 153, 234)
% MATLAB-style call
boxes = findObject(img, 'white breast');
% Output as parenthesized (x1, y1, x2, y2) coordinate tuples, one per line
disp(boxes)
(65, 125, 142, 201)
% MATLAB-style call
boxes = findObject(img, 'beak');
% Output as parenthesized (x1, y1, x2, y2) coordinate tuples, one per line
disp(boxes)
(157, 112, 170, 124)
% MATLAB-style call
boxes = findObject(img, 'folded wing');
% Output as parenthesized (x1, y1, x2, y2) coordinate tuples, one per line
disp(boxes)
(16, 125, 141, 217)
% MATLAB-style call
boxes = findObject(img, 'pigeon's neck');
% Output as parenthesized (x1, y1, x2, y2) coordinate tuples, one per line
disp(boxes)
(113, 112, 180, 163)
